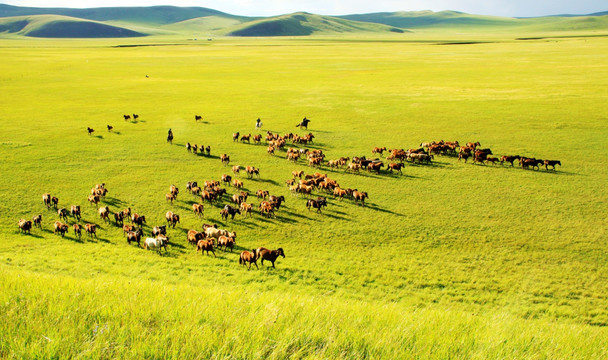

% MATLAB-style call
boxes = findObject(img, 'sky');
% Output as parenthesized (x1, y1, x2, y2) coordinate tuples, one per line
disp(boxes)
(1, 0, 606, 17)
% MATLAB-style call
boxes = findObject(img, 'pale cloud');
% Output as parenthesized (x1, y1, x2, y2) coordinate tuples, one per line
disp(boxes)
(1, 0, 605, 17)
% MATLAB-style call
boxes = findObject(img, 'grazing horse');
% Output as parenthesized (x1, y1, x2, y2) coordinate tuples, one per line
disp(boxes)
(221, 174, 232, 186)
(53, 221, 69, 237)
(296, 117, 311, 129)
(240, 134, 251, 143)
(239, 249, 259, 270)
(133, 114, 139, 120)
(221, 154, 230, 166)
(70, 205, 81, 221)
(85, 224, 97, 239)
(166, 211, 180, 228)
(353, 191, 368, 206)
(196, 239, 216, 257)
(221, 205, 241, 221)
(245, 166, 259, 178)
(192, 203, 204, 218)
(372, 147, 387, 156)
(43, 193, 52, 209)
(127, 228, 143, 246)
(57, 208, 69, 222)
(87, 127, 95, 135)
(500, 155, 520, 167)
(232, 165, 241, 175)
(232, 132, 240, 142)
(73, 224, 82, 240)
(187, 229, 204, 246)
(387, 162, 405, 174)
(18, 219, 32, 234)
(33, 214, 42, 228)
(255, 247, 285, 269)
(544, 160, 561, 171)
(107, 125, 113, 132)
(123, 114, 131, 120)
(144, 236, 168, 253)
(217, 235, 235, 252)
(131, 214, 146, 226)
(152, 225, 167, 237)
(306, 197, 327, 213)
(195, 115, 202, 121)
(98, 206, 111, 223)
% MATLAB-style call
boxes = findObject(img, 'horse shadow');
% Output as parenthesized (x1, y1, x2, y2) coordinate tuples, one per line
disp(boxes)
(111, 131, 122, 135)
(321, 212, 349, 221)
(364, 203, 405, 217)
(21, 232, 44, 239)
(92, 135, 103, 139)
(253, 178, 279, 186)
(102, 196, 125, 207)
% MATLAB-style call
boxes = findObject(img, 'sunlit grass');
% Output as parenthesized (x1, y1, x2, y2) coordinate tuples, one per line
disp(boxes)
(0, 34, 607, 358)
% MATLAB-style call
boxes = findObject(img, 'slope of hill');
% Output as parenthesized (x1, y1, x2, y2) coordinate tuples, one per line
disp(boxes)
(226, 12, 406, 36)
(162, 15, 246, 34)
(0, 15, 146, 38)
(340, 10, 608, 32)
(340, 10, 521, 29)
(0, 4, 249, 25)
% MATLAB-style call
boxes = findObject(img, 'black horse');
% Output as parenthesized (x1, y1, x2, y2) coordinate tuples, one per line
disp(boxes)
(296, 117, 311, 129)
(167, 129, 174, 144)
(306, 197, 327, 213)
(221, 205, 241, 221)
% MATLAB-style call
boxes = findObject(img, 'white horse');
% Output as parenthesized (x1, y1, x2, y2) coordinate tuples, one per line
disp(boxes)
(144, 235, 168, 253)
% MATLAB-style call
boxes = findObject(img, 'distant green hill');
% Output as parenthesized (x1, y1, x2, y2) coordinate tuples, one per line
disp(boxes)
(0, 15, 145, 38)
(0, 5, 607, 38)
(0, 4, 249, 25)
(162, 16, 247, 34)
(340, 10, 522, 28)
(226, 12, 407, 36)
(339, 10, 608, 31)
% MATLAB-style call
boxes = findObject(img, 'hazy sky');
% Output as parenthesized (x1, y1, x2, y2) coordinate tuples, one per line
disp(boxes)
(2, 0, 606, 17)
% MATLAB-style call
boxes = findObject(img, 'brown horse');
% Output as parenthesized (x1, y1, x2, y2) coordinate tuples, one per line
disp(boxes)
(255, 247, 286, 268)
(197, 239, 216, 257)
(239, 249, 259, 270)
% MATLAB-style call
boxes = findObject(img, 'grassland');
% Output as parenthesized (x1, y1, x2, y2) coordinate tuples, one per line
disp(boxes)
(0, 33, 607, 358)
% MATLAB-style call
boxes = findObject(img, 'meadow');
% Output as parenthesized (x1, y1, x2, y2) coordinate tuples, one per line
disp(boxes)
(0, 33, 607, 358)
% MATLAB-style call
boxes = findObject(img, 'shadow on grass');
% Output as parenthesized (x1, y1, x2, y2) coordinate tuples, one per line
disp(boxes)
(364, 203, 405, 217)
(103, 196, 125, 207)
(92, 135, 103, 139)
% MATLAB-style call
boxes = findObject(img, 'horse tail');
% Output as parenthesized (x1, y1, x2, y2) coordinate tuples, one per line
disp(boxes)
(239, 255, 243, 265)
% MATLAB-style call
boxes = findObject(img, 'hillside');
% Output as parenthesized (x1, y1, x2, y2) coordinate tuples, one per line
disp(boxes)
(226, 12, 406, 36)
(0, 15, 145, 37)
(0, 4, 249, 25)
(340, 10, 521, 28)
(340, 10, 608, 31)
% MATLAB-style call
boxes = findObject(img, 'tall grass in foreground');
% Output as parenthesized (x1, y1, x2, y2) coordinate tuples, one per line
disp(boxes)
(2, 268, 607, 359)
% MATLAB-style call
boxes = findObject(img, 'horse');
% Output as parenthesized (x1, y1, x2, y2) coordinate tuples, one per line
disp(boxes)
(306, 197, 327, 213)
(196, 239, 216, 257)
(239, 249, 259, 270)
(221, 205, 241, 221)
(255, 247, 285, 268)
(296, 117, 311, 129)
(144, 236, 168, 253)
(544, 160, 561, 171)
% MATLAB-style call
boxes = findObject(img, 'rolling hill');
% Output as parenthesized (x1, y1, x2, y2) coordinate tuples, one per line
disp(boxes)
(339, 10, 608, 31)
(226, 12, 406, 37)
(0, 15, 145, 37)
(0, 4, 249, 25)
(0, 4, 606, 38)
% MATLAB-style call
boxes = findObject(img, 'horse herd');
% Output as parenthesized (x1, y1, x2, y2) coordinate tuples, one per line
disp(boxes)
(18, 183, 286, 270)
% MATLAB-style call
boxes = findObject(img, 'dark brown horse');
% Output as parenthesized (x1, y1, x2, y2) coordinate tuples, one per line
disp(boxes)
(255, 247, 285, 268)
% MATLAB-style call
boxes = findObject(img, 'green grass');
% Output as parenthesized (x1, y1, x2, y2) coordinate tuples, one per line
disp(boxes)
(0, 34, 607, 358)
